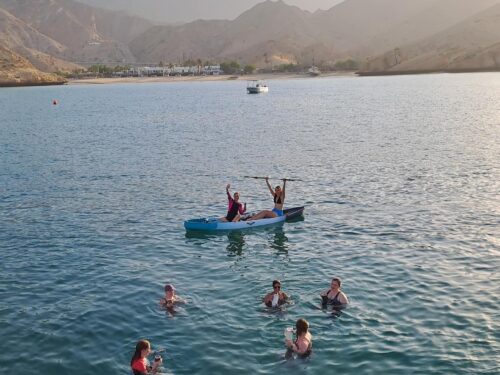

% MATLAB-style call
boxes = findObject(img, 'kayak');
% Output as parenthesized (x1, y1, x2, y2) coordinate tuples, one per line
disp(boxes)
(184, 206, 304, 232)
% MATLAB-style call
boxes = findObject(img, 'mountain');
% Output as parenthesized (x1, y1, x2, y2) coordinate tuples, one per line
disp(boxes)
(311, 0, 500, 57)
(362, 3, 500, 73)
(76, 0, 344, 23)
(0, 7, 83, 72)
(0, 45, 66, 86)
(0, 0, 152, 64)
(129, 0, 500, 68)
(130, 1, 320, 65)
(2, 0, 499, 78)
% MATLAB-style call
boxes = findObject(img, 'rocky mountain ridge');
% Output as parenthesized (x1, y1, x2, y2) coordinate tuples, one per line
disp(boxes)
(1, 0, 499, 86)
(0, 45, 66, 86)
(361, 3, 500, 73)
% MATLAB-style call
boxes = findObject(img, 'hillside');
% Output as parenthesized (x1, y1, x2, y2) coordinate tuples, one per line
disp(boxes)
(313, 0, 500, 57)
(129, 20, 231, 64)
(0, 0, 152, 65)
(130, 1, 322, 65)
(1, 0, 499, 78)
(0, 45, 66, 86)
(129, 0, 500, 68)
(0, 7, 81, 72)
(362, 3, 500, 73)
(76, 0, 344, 23)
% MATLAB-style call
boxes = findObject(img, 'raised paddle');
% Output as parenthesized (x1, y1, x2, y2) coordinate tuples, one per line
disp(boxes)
(243, 176, 302, 182)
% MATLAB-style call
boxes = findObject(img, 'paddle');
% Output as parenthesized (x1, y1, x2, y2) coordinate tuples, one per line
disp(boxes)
(243, 176, 302, 182)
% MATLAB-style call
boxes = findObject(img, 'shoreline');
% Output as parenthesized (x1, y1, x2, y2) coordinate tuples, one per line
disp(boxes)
(0, 80, 66, 88)
(68, 72, 355, 85)
(3, 69, 498, 88)
(357, 68, 500, 76)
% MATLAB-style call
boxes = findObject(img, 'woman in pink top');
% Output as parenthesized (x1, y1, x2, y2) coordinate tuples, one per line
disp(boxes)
(130, 340, 162, 375)
(220, 184, 246, 222)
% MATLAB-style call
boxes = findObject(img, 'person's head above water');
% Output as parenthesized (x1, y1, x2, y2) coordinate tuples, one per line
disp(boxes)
(130, 339, 151, 365)
(331, 278, 341, 290)
(164, 284, 175, 294)
(296, 318, 309, 336)
(272, 280, 281, 290)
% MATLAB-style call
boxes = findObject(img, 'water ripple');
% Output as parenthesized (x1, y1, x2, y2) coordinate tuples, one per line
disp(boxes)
(0, 74, 499, 374)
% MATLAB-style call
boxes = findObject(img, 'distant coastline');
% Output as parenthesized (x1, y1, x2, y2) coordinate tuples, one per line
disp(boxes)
(356, 68, 500, 77)
(3, 69, 499, 88)
(0, 80, 67, 88)
(68, 72, 355, 85)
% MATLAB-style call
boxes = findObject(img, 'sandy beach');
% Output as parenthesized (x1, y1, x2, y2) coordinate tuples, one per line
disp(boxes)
(68, 72, 355, 85)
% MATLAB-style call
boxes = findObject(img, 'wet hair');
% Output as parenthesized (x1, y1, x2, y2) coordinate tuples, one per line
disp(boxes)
(164, 284, 175, 292)
(130, 340, 150, 366)
(275, 186, 281, 190)
(331, 278, 341, 287)
(296, 318, 309, 336)
(272, 279, 281, 287)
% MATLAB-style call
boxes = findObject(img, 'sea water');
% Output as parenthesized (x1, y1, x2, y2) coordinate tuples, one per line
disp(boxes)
(0, 74, 499, 374)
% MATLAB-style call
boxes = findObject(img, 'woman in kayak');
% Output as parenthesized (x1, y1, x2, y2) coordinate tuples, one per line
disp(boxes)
(130, 339, 162, 375)
(262, 279, 289, 308)
(320, 277, 349, 308)
(249, 177, 286, 220)
(220, 184, 247, 222)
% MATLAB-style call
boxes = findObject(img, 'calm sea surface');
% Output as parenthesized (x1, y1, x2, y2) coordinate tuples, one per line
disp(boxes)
(1, 74, 499, 375)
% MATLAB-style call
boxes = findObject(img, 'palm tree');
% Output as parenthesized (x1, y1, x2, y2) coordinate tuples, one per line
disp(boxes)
(197, 58, 202, 75)
(393, 48, 401, 65)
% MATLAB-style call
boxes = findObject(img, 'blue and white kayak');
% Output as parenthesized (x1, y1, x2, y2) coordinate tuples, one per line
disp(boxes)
(184, 206, 304, 232)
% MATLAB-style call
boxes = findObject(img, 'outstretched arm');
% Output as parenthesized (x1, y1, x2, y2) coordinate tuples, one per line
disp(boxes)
(265, 177, 274, 196)
(226, 184, 233, 201)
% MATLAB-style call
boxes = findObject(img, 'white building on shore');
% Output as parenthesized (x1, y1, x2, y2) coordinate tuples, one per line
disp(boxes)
(113, 64, 222, 77)
(202, 65, 222, 75)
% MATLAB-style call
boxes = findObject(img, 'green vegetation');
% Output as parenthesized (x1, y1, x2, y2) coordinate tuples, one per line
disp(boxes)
(220, 61, 241, 74)
(87, 64, 132, 76)
(334, 59, 359, 71)
(88, 64, 113, 74)
(243, 64, 256, 74)
(273, 63, 299, 72)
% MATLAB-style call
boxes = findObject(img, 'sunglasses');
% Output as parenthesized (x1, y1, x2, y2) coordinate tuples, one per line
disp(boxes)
(273, 285, 281, 289)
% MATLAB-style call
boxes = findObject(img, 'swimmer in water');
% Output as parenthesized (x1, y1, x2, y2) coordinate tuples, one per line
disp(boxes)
(285, 318, 312, 359)
(130, 339, 162, 375)
(320, 277, 349, 308)
(159, 284, 185, 308)
(262, 280, 289, 308)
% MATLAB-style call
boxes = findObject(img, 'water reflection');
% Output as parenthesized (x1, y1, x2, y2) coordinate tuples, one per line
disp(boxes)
(184, 231, 219, 241)
(227, 231, 245, 256)
(185, 225, 291, 257)
(270, 227, 289, 254)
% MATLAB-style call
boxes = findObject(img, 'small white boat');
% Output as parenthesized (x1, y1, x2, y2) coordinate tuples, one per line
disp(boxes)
(247, 80, 269, 94)
(308, 66, 321, 76)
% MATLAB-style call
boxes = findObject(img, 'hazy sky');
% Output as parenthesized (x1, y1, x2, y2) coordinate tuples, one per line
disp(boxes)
(278, 0, 344, 11)
(77, 0, 345, 23)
